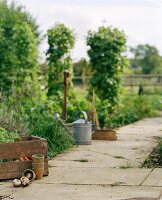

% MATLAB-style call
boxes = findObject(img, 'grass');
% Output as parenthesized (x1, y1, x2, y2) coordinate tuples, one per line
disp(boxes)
(74, 159, 89, 162)
(114, 156, 125, 159)
(0, 92, 30, 136)
(28, 112, 74, 158)
(119, 162, 134, 169)
(111, 182, 125, 186)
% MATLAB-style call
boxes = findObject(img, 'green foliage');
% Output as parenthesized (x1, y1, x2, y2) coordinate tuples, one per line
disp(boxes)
(0, 91, 30, 136)
(0, 88, 74, 157)
(0, 127, 19, 143)
(28, 111, 74, 158)
(87, 26, 127, 114)
(66, 92, 90, 122)
(46, 23, 75, 96)
(0, 0, 40, 93)
(73, 58, 91, 76)
(106, 95, 161, 128)
(130, 44, 162, 74)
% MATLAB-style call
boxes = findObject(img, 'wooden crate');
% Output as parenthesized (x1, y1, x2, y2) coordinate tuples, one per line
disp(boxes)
(92, 130, 117, 141)
(0, 136, 49, 180)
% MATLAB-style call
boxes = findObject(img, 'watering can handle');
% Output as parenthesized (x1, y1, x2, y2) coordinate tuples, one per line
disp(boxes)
(81, 111, 88, 124)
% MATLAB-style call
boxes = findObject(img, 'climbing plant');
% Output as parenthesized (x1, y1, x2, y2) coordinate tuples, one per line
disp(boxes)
(46, 23, 75, 96)
(87, 26, 127, 113)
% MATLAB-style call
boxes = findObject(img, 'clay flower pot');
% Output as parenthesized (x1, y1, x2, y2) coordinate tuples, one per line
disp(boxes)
(32, 154, 45, 163)
(32, 154, 45, 180)
(23, 169, 36, 181)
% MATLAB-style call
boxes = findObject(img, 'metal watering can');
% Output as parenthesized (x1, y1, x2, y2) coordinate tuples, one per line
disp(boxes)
(54, 111, 92, 145)
(72, 111, 92, 145)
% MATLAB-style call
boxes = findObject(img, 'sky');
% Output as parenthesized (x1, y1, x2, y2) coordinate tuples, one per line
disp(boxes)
(8, 0, 162, 61)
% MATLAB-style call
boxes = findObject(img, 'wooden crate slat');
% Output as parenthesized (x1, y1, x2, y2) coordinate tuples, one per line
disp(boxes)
(0, 172, 23, 180)
(0, 160, 32, 173)
(0, 159, 49, 180)
(0, 136, 49, 180)
(0, 140, 47, 159)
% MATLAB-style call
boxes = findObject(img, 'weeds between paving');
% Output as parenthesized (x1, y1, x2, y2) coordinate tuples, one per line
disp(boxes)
(142, 137, 162, 168)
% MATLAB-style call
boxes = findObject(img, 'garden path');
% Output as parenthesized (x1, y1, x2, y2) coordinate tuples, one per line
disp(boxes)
(1, 117, 162, 200)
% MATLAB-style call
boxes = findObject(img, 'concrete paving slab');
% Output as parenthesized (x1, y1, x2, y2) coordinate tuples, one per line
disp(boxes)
(54, 140, 156, 168)
(49, 159, 128, 169)
(10, 184, 162, 200)
(0, 181, 22, 198)
(41, 167, 151, 186)
(83, 140, 153, 163)
(142, 168, 162, 187)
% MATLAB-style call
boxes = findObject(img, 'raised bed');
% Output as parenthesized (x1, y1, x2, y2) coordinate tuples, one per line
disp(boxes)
(0, 136, 48, 180)
(92, 129, 117, 141)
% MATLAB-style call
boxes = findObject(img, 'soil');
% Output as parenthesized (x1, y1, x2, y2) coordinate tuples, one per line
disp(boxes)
(142, 138, 162, 168)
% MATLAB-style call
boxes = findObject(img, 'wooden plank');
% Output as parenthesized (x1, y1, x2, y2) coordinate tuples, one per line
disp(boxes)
(92, 130, 117, 141)
(0, 160, 32, 173)
(0, 159, 49, 180)
(0, 139, 47, 159)
(0, 171, 22, 180)
(0, 161, 32, 180)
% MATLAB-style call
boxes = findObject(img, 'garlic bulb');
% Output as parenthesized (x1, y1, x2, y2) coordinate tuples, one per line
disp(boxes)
(12, 179, 21, 187)
(20, 176, 30, 187)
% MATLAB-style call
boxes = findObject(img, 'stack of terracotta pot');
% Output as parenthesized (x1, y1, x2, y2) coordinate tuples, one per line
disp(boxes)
(32, 154, 45, 180)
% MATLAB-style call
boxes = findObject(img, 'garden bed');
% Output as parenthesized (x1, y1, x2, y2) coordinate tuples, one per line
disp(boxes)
(0, 136, 49, 180)
(142, 138, 162, 168)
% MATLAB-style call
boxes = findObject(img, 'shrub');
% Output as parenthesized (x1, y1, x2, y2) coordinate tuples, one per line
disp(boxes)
(0, 0, 40, 93)
(106, 95, 160, 128)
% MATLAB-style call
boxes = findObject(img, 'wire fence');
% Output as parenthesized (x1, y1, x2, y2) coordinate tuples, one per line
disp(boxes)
(72, 74, 162, 93)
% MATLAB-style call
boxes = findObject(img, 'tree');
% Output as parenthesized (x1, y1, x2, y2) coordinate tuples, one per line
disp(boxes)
(0, 0, 40, 93)
(46, 23, 75, 96)
(87, 26, 127, 114)
(130, 44, 162, 74)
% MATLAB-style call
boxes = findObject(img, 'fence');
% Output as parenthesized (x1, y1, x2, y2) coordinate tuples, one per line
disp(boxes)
(72, 74, 162, 93)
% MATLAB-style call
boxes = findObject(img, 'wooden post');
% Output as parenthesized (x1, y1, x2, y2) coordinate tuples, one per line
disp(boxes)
(63, 71, 69, 121)
(131, 75, 133, 93)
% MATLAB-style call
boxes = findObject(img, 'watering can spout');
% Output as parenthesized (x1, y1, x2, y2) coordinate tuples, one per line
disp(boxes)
(53, 113, 72, 135)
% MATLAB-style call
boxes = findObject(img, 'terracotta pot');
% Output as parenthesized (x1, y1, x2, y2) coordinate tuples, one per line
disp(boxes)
(32, 163, 44, 180)
(92, 129, 117, 141)
(32, 154, 45, 163)
(23, 169, 36, 181)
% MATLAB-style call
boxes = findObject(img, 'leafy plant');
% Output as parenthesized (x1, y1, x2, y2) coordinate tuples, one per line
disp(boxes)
(0, 127, 19, 143)
(87, 26, 128, 115)
(46, 23, 75, 96)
